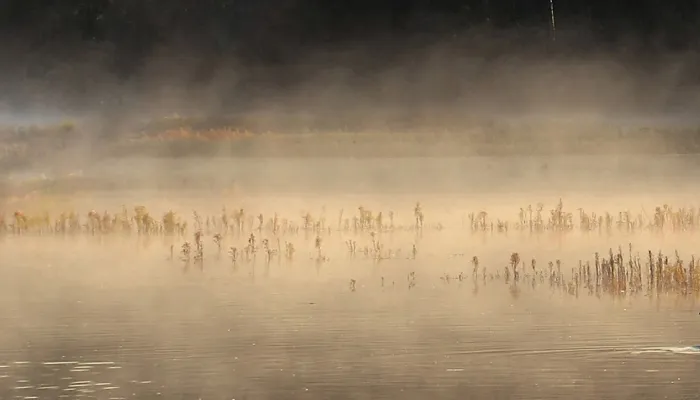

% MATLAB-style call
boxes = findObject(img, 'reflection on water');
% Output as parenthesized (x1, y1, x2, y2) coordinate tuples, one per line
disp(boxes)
(3, 361, 128, 398)
(633, 346, 700, 355)
(2, 249, 700, 400)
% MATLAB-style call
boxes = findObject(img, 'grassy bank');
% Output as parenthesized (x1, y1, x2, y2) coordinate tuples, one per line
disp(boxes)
(3, 117, 700, 164)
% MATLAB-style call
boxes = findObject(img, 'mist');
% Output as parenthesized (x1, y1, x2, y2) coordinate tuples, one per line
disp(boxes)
(2, 18, 700, 121)
(4, 29, 700, 198)
(3, 3, 700, 399)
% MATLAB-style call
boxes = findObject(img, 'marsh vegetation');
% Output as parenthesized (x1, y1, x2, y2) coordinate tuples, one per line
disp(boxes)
(5, 196, 700, 301)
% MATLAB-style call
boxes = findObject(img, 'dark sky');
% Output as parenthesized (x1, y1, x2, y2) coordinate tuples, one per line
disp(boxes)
(1, 0, 699, 116)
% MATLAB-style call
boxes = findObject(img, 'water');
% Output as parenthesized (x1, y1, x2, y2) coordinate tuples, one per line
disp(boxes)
(2, 241, 700, 400)
(3, 153, 700, 398)
(6, 153, 700, 197)
(70, 154, 700, 195)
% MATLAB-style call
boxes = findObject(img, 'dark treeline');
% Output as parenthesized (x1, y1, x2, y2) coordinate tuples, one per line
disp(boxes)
(1, 0, 699, 67)
(0, 0, 699, 115)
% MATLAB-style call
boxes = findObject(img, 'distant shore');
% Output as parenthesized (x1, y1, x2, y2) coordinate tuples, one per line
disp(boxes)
(2, 117, 700, 167)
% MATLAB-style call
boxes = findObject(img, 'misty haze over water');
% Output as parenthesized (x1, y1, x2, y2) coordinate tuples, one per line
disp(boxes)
(3, 1, 700, 399)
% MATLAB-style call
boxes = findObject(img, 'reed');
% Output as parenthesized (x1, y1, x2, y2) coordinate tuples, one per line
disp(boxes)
(3, 200, 700, 300)
(5, 199, 700, 237)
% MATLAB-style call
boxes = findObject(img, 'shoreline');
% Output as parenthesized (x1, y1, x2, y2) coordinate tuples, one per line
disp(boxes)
(2, 121, 700, 169)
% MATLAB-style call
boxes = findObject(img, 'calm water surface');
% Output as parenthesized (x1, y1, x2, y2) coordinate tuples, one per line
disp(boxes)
(8, 154, 700, 196)
(3, 154, 700, 398)
(2, 242, 700, 400)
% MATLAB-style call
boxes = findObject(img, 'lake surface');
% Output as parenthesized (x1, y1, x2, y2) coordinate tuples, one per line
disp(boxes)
(75, 154, 700, 194)
(6, 153, 700, 197)
(3, 153, 700, 399)
(2, 235, 700, 400)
